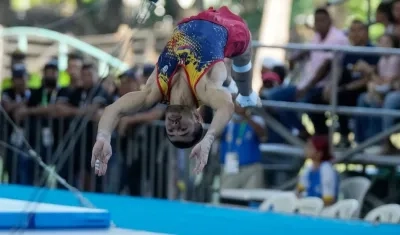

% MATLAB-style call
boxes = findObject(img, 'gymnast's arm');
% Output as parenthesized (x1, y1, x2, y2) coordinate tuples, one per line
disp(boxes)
(97, 73, 162, 140)
(197, 77, 234, 140)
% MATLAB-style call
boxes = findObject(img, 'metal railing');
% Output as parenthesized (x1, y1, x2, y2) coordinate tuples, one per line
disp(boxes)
(252, 42, 400, 207)
(0, 27, 130, 75)
(0, 116, 217, 202)
(252, 42, 400, 165)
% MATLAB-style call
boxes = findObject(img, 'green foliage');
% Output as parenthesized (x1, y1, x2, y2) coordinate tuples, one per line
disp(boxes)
(290, 0, 314, 27)
(11, 0, 77, 11)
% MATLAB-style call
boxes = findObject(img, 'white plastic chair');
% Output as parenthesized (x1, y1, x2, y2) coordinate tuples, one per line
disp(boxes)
(320, 199, 359, 219)
(259, 194, 297, 213)
(364, 204, 400, 223)
(340, 176, 371, 217)
(296, 197, 324, 216)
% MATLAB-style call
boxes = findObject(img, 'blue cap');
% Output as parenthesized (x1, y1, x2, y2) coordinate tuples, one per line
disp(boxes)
(44, 59, 58, 70)
(12, 63, 27, 78)
(118, 68, 137, 80)
(143, 64, 155, 77)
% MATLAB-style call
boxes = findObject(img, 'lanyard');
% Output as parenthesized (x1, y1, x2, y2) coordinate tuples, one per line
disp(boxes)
(41, 89, 57, 106)
(226, 121, 247, 151)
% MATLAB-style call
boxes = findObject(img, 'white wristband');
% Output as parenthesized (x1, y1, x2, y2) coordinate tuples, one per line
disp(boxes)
(97, 130, 111, 142)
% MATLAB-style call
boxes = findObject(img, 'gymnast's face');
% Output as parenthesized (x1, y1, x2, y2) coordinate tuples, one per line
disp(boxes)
(165, 105, 201, 142)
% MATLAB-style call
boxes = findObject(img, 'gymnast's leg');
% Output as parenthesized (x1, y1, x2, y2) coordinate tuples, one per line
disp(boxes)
(231, 40, 259, 107)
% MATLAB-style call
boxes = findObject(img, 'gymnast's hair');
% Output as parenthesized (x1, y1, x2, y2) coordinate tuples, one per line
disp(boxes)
(167, 122, 204, 149)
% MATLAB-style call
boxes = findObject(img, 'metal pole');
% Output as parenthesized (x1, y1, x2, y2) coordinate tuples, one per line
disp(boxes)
(329, 53, 340, 153)
(251, 42, 400, 55)
(261, 100, 400, 118)
(255, 109, 305, 147)
(367, 0, 372, 26)
(337, 122, 400, 162)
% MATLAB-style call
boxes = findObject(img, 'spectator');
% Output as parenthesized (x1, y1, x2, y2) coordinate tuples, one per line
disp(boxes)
(259, 71, 287, 144)
(355, 34, 400, 154)
(139, 64, 155, 88)
(376, 1, 395, 34)
(297, 135, 339, 206)
(55, 63, 109, 190)
(58, 53, 83, 88)
(220, 104, 267, 189)
(259, 71, 282, 99)
(1, 64, 30, 184)
(1, 50, 41, 90)
(13, 60, 61, 185)
(265, 8, 348, 139)
(392, 0, 400, 26)
(100, 68, 141, 194)
(116, 67, 166, 197)
(2, 64, 30, 115)
(314, 20, 380, 146)
(102, 76, 117, 97)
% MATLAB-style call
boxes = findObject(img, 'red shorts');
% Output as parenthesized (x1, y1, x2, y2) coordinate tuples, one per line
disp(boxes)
(179, 6, 251, 58)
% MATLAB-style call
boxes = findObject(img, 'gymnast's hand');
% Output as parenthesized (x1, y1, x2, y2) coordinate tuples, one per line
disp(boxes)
(189, 134, 214, 174)
(91, 132, 112, 176)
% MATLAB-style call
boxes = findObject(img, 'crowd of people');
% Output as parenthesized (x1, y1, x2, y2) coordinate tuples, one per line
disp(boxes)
(264, 3, 400, 155)
(0, 2, 399, 206)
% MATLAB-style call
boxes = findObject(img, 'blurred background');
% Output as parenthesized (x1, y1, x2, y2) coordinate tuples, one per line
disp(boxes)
(1, 0, 400, 231)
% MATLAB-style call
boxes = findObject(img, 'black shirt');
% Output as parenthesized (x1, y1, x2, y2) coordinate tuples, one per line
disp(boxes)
(1, 88, 31, 136)
(62, 85, 108, 108)
(2, 88, 30, 108)
(27, 87, 58, 107)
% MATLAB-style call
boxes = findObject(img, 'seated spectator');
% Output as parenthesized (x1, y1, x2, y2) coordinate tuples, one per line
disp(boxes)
(314, 20, 380, 146)
(265, 8, 348, 140)
(1, 64, 30, 184)
(220, 104, 267, 189)
(355, 34, 400, 154)
(392, 0, 400, 26)
(376, 1, 395, 34)
(259, 71, 287, 144)
(297, 135, 339, 206)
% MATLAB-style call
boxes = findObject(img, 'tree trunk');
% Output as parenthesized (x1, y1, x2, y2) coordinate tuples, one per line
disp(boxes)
(0, 0, 13, 26)
(164, 0, 185, 21)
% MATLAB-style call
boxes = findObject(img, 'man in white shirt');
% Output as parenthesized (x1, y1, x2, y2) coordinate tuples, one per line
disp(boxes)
(264, 8, 349, 138)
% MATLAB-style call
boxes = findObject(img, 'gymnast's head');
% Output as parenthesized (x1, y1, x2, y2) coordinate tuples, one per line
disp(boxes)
(165, 105, 204, 149)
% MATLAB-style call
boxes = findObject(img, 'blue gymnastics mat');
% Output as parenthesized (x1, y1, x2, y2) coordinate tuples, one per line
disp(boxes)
(0, 198, 110, 229)
(0, 228, 171, 235)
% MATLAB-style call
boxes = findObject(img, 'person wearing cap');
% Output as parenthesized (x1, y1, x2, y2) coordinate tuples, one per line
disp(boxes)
(13, 60, 60, 123)
(108, 68, 166, 195)
(2, 64, 30, 114)
(140, 64, 155, 87)
(116, 67, 166, 136)
(1, 50, 41, 91)
(259, 71, 282, 99)
(1, 63, 31, 184)
(11, 60, 62, 185)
